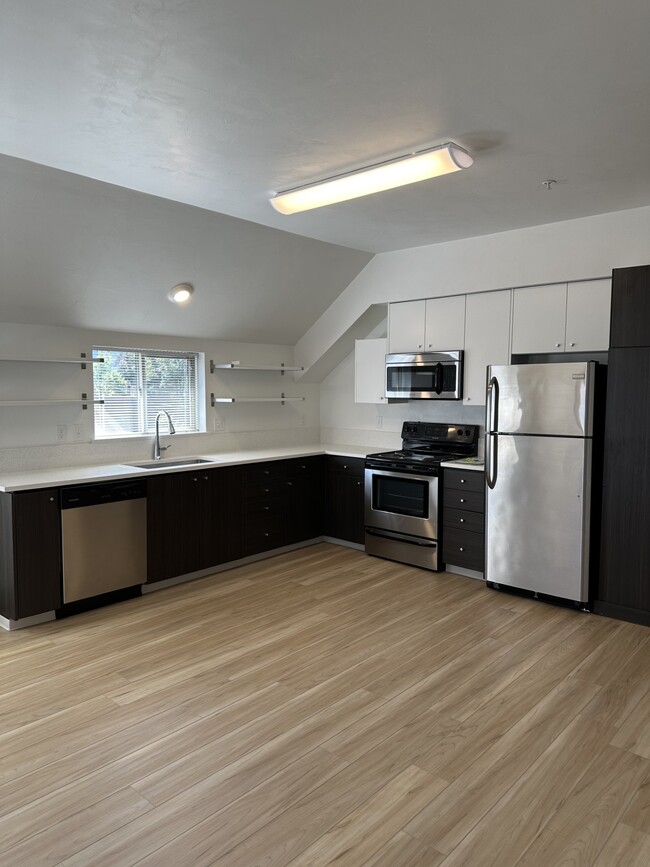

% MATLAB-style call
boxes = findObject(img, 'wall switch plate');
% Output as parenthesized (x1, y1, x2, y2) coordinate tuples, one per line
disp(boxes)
(57, 424, 68, 441)
(214, 418, 225, 431)
(73, 424, 84, 440)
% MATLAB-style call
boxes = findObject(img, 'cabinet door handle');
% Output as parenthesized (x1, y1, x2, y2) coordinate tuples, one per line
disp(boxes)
(203, 475, 209, 481)
(460, 498, 465, 503)
(264, 470, 270, 475)
(343, 464, 347, 469)
(356, 481, 362, 486)
(300, 465, 306, 469)
(49, 496, 55, 502)
(286, 481, 293, 487)
(460, 518, 465, 523)
(263, 506, 270, 511)
(264, 488, 270, 493)
(192, 477, 198, 482)
(459, 547, 464, 552)
(460, 479, 466, 484)
(263, 532, 270, 538)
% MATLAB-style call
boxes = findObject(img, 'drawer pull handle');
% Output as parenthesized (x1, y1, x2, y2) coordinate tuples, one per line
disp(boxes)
(264, 488, 270, 493)
(203, 475, 209, 481)
(264, 506, 270, 511)
(263, 532, 270, 537)
(287, 481, 293, 487)
(343, 464, 348, 469)
(460, 479, 466, 484)
(49, 496, 55, 502)
(460, 498, 465, 503)
(460, 547, 464, 552)
(460, 518, 465, 523)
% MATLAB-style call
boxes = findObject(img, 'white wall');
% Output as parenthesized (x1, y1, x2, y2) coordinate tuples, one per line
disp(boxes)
(0, 322, 319, 472)
(315, 205, 650, 446)
(297, 205, 650, 373)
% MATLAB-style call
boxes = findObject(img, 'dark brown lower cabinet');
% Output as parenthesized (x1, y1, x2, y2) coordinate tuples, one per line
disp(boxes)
(242, 457, 324, 556)
(596, 346, 650, 625)
(324, 456, 365, 545)
(147, 465, 242, 583)
(442, 468, 485, 572)
(0, 489, 62, 620)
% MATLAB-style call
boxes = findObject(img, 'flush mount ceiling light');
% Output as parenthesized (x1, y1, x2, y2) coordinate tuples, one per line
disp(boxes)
(168, 283, 194, 304)
(269, 142, 474, 215)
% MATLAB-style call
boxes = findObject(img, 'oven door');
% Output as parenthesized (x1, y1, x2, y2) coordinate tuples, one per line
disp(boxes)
(364, 468, 438, 539)
(385, 352, 463, 400)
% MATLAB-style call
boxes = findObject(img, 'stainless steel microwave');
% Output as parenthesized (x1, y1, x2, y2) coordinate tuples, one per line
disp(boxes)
(385, 351, 463, 400)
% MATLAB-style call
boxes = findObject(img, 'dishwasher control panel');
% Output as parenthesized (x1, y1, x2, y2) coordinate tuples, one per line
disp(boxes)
(61, 480, 147, 509)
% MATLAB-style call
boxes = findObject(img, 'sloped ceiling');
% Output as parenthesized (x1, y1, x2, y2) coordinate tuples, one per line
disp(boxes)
(1, 1, 649, 341)
(0, 155, 371, 343)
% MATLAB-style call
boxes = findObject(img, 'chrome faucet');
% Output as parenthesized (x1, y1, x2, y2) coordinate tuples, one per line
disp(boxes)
(153, 411, 176, 460)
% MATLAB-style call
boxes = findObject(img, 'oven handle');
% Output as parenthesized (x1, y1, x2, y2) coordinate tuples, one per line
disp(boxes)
(364, 468, 437, 485)
(365, 527, 438, 548)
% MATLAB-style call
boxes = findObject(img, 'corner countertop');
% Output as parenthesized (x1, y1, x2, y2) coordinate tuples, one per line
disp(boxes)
(0, 443, 379, 492)
(440, 458, 485, 473)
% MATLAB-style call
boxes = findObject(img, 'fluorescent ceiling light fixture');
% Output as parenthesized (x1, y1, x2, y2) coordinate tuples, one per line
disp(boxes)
(168, 283, 194, 304)
(270, 142, 473, 215)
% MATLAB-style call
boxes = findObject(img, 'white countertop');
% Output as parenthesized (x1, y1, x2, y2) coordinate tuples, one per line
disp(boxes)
(0, 443, 377, 492)
(440, 458, 485, 472)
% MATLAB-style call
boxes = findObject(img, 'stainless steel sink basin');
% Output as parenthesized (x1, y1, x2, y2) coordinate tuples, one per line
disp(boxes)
(126, 458, 213, 470)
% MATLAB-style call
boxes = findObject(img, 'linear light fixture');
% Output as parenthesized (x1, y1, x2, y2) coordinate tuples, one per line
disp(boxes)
(269, 142, 473, 215)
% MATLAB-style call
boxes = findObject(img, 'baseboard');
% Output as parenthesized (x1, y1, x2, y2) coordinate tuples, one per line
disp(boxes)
(0, 610, 56, 631)
(445, 565, 485, 581)
(593, 600, 650, 627)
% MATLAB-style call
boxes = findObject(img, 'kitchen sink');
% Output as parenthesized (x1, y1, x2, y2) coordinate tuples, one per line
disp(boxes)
(126, 458, 213, 470)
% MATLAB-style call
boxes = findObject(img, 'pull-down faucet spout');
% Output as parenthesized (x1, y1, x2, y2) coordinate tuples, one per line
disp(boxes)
(153, 411, 176, 460)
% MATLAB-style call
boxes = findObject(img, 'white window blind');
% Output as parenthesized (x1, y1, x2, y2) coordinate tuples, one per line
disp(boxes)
(93, 347, 199, 438)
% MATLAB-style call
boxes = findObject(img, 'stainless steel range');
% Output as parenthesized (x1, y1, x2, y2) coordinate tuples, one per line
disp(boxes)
(365, 421, 479, 571)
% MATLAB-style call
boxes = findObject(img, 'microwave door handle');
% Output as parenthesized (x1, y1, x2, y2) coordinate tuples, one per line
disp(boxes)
(435, 362, 443, 394)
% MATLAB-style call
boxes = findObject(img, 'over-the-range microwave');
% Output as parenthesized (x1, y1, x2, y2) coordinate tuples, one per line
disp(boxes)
(385, 350, 463, 400)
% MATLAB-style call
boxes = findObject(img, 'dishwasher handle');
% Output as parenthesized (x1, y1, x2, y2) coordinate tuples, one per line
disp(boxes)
(61, 480, 147, 509)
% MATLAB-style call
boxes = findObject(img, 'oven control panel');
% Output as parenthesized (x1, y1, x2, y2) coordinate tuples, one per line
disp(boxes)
(401, 422, 478, 444)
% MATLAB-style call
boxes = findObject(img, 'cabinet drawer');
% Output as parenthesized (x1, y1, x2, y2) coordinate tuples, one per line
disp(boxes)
(443, 469, 484, 493)
(285, 456, 322, 478)
(443, 507, 484, 534)
(243, 461, 286, 483)
(443, 528, 485, 571)
(244, 519, 285, 555)
(327, 455, 365, 477)
(244, 499, 285, 520)
(245, 479, 286, 501)
(444, 488, 484, 513)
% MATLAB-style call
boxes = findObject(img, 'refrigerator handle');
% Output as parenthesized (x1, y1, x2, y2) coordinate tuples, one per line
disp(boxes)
(486, 376, 499, 433)
(485, 433, 498, 489)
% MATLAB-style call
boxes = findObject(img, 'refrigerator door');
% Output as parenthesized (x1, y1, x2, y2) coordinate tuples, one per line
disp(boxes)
(486, 362, 595, 437)
(485, 434, 592, 602)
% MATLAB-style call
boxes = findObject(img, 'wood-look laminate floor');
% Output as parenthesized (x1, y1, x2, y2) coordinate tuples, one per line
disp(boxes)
(1, 543, 649, 866)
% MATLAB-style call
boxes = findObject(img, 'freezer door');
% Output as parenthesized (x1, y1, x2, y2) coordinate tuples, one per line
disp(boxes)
(486, 362, 595, 437)
(485, 434, 592, 603)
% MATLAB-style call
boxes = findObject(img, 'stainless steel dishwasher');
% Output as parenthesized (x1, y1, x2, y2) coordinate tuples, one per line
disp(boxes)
(61, 480, 147, 603)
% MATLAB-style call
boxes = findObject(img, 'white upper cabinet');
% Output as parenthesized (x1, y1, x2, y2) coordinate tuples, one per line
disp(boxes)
(512, 280, 611, 354)
(355, 338, 387, 404)
(387, 300, 426, 353)
(463, 290, 512, 405)
(565, 279, 611, 351)
(511, 283, 568, 354)
(388, 296, 465, 354)
(424, 296, 466, 350)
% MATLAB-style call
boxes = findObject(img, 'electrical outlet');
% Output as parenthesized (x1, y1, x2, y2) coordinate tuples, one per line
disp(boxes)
(57, 424, 68, 441)
(214, 418, 225, 431)
(375, 416, 383, 429)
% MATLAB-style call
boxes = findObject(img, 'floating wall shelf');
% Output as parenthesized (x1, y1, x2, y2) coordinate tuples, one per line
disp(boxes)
(210, 360, 303, 374)
(211, 393, 305, 406)
(0, 353, 104, 369)
(0, 396, 105, 410)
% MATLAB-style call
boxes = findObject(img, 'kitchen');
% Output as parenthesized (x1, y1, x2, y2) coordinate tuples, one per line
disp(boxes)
(1, 2, 650, 865)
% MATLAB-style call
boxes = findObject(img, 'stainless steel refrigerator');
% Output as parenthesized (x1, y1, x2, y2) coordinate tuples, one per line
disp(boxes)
(485, 361, 597, 605)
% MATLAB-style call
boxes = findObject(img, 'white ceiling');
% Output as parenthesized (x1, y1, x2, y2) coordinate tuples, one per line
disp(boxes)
(0, 1, 649, 340)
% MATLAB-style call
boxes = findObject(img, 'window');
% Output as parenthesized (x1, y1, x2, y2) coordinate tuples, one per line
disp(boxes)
(93, 347, 200, 438)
